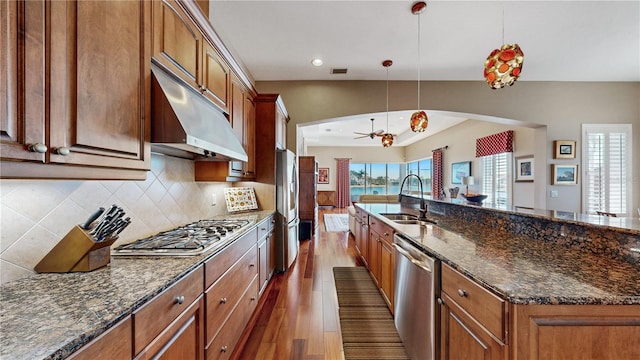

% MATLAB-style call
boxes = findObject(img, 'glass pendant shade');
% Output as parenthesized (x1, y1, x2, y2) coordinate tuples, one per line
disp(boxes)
(381, 133, 394, 147)
(410, 110, 428, 132)
(484, 43, 524, 89)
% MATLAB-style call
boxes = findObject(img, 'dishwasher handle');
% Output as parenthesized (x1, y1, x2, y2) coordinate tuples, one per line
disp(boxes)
(393, 234, 434, 273)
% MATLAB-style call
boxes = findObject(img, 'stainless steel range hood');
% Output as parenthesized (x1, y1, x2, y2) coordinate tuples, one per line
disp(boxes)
(150, 63, 248, 162)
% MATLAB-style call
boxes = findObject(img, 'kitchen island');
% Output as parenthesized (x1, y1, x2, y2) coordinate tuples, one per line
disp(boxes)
(0, 210, 274, 360)
(354, 200, 640, 359)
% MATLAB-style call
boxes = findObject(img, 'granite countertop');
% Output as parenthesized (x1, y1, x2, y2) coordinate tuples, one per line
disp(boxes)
(356, 203, 640, 306)
(0, 210, 274, 360)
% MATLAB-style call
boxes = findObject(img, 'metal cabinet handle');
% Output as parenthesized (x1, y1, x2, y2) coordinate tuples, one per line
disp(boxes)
(437, 298, 444, 305)
(174, 295, 185, 304)
(220, 297, 227, 304)
(54, 147, 70, 156)
(220, 346, 228, 353)
(28, 143, 47, 153)
(250, 296, 256, 301)
(250, 263, 255, 268)
(457, 289, 467, 297)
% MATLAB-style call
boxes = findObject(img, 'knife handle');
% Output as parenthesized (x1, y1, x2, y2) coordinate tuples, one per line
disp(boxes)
(81, 207, 105, 230)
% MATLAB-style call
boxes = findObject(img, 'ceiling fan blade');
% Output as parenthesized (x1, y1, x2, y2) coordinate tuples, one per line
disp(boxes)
(374, 129, 385, 134)
(353, 132, 369, 136)
(353, 135, 369, 139)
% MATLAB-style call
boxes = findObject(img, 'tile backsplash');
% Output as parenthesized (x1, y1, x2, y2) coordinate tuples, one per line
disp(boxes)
(0, 154, 234, 284)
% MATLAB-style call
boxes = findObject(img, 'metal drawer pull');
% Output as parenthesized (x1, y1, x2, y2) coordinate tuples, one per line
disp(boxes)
(220, 297, 227, 304)
(437, 298, 444, 305)
(174, 295, 185, 304)
(250, 296, 256, 301)
(457, 289, 467, 297)
(54, 147, 70, 156)
(221, 346, 228, 353)
(250, 263, 255, 268)
(28, 143, 47, 153)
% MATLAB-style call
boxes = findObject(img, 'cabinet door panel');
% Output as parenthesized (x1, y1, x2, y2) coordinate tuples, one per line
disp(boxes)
(153, 0, 200, 87)
(202, 43, 229, 112)
(49, 0, 149, 169)
(243, 94, 255, 177)
(1, 0, 45, 162)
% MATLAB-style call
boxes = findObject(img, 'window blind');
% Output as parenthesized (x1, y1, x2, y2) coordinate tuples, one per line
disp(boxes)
(481, 153, 510, 206)
(583, 125, 631, 215)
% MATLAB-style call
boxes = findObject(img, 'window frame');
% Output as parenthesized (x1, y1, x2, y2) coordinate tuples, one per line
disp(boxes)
(581, 124, 633, 216)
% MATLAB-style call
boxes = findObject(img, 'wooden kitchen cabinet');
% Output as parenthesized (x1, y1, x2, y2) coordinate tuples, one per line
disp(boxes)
(202, 41, 230, 113)
(204, 226, 259, 358)
(257, 215, 275, 295)
(152, 0, 230, 114)
(368, 216, 395, 312)
(69, 317, 132, 360)
(254, 94, 290, 185)
(510, 304, 640, 360)
(194, 72, 255, 181)
(133, 268, 205, 359)
(299, 156, 318, 232)
(1, 0, 151, 179)
(317, 191, 336, 207)
(440, 263, 507, 360)
(354, 208, 369, 267)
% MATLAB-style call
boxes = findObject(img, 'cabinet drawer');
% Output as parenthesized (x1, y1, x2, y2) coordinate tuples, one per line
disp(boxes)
(441, 263, 506, 341)
(369, 217, 393, 244)
(205, 243, 257, 345)
(205, 227, 257, 288)
(133, 267, 204, 355)
(205, 275, 259, 360)
(256, 216, 273, 240)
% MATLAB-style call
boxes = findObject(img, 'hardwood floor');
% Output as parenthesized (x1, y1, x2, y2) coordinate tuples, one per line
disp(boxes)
(237, 207, 361, 360)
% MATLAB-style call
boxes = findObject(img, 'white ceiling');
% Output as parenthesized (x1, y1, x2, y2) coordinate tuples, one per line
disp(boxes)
(209, 1, 640, 146)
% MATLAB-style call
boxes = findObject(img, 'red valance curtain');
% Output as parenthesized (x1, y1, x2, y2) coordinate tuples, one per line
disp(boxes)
(432, 149, 444, 200)
(476, 130, 514, 157)
(335, 158, 351, 208)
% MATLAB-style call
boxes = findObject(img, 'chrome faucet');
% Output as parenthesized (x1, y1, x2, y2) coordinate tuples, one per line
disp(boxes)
(398, 174, 428, 220)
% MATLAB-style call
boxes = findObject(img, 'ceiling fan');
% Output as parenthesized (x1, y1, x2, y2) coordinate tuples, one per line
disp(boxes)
(353, 118, 385, 139)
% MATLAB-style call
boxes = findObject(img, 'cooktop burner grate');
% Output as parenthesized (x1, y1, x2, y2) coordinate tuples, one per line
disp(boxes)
(112, 218, 252, 256)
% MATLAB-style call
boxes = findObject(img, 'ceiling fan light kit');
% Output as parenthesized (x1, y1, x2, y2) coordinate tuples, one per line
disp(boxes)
(410, 1, 429, 133)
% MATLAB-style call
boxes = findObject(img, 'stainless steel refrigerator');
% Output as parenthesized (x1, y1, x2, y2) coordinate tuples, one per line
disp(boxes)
(275, 149, 299, 272)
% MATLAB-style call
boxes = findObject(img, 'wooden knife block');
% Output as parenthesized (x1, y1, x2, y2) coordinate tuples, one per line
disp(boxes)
(34, 225, 117, 273)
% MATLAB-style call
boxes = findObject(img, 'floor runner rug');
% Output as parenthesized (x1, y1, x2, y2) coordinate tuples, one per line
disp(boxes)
(324, 213, 349, 232)
(333, 267, 410, 360)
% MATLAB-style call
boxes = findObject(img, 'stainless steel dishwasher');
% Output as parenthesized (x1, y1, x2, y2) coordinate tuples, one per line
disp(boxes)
(394, 233, 440, 360)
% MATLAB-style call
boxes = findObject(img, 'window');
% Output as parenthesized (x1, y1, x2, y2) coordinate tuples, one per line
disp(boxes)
(349, 163, 402, 201)
(404, 158, 432, 194)
(582, 124, 632, 216)
(481, 152, 511, 206)
(349, 161, 429, 201)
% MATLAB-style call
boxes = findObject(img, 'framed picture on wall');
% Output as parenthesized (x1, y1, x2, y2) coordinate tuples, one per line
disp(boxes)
(451, 161, 471, 184)
(318, 168, 329, 184)
(553, 140, 576, 159)
(515, 155, 534, 182)
(551, 164, 578, 185)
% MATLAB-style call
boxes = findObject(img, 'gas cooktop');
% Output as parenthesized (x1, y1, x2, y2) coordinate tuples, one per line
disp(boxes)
(112, 218, 253, 256)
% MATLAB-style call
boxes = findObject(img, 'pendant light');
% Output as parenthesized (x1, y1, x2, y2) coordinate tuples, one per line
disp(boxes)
(410, 1, 428, 133)
(381, 60, 394, 148)
(483, 5, 524, 89)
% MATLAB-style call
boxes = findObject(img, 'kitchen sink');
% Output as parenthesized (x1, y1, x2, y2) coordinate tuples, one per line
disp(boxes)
(379, 213, 437, 225)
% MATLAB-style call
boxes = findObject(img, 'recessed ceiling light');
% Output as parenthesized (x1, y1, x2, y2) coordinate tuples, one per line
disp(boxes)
(311, 58, 323, 67)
